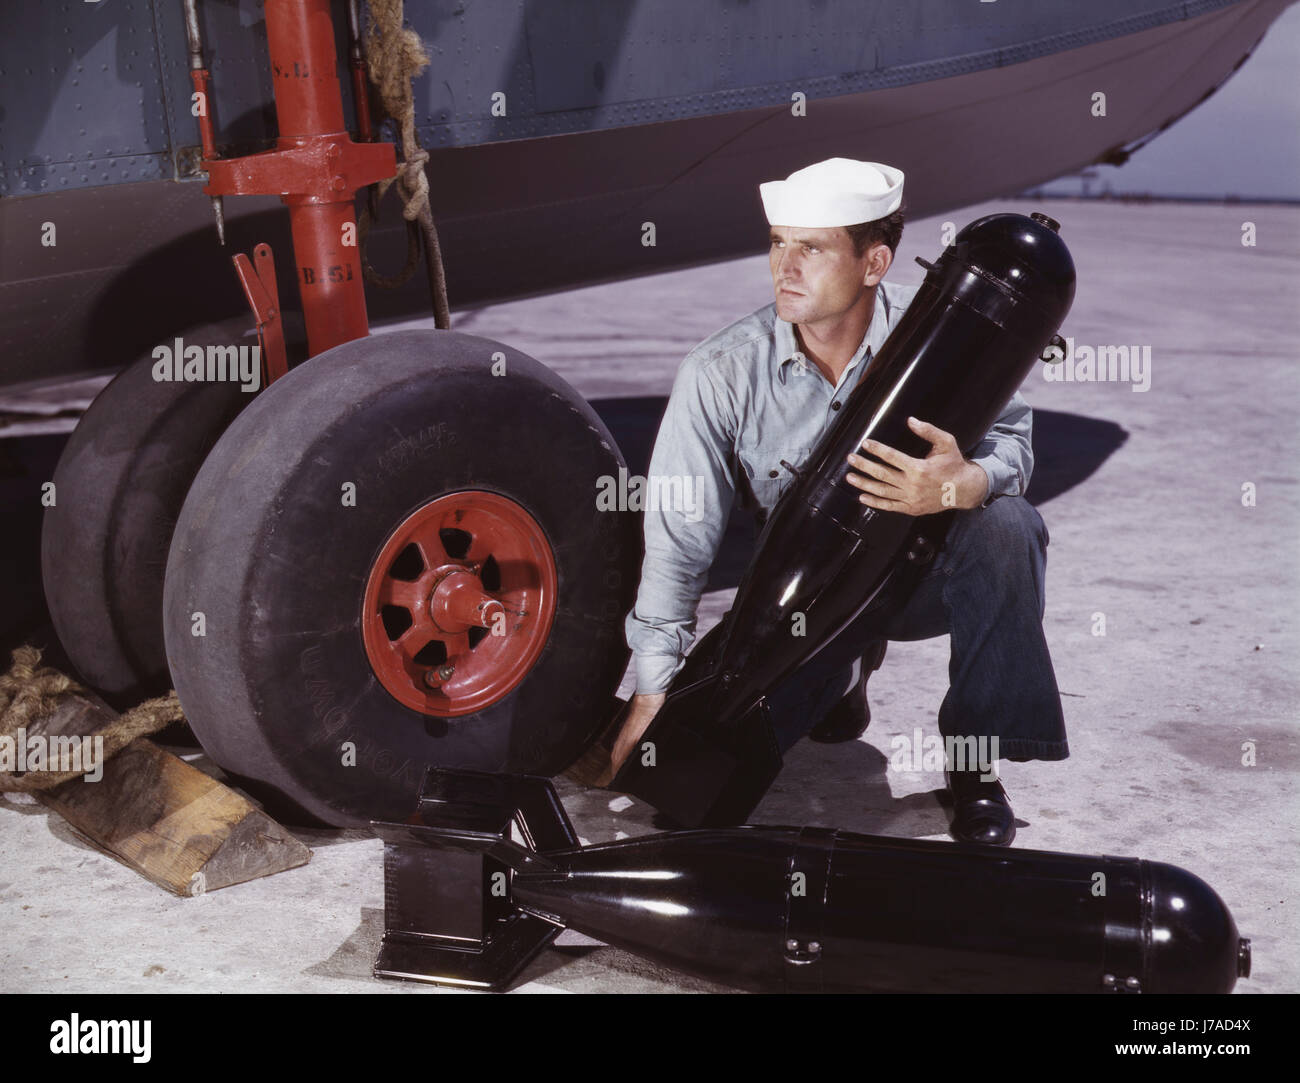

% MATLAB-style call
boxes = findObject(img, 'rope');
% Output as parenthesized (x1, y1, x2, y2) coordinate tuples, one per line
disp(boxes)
(0, 646, 183, 792)
(362, 0, 451, 328)
(358, 198, 422, 289)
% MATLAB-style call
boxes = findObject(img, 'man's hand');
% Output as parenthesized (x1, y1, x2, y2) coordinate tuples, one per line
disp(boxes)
(596, 692, 666, 787)
(845, 416, 988, 514)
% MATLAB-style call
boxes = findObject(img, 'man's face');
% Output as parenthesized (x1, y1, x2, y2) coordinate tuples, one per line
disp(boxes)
(768, 225, 884, 328)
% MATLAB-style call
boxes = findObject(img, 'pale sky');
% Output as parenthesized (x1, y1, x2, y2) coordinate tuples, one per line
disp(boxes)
(1034, 3, 1299, 200)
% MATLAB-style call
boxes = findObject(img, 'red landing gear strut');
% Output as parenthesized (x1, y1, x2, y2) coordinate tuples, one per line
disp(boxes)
(193, 0, 395, 375)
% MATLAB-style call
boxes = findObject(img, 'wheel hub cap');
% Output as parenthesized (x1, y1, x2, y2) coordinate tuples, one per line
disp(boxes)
(361, 491, 558, 716)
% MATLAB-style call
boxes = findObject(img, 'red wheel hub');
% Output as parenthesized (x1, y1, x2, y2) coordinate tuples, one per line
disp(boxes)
(361, 491, 558, 716)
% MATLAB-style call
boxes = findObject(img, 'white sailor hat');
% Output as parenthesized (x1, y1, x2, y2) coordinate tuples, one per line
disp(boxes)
(760, 158, 904, 228)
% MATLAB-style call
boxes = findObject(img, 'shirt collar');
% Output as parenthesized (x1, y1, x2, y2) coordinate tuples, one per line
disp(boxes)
(775, 286, 894, 386)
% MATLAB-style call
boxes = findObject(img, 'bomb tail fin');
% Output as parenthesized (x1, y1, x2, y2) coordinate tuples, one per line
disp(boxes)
(371, 768, 575, 989)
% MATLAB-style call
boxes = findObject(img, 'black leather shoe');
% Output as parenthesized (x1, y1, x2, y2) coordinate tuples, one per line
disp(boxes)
(946, 767, 1016, 847)
(808, 640, 887, 743)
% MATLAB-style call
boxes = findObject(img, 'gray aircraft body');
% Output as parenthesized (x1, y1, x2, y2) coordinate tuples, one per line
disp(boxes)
(0, 0, 1292, 391)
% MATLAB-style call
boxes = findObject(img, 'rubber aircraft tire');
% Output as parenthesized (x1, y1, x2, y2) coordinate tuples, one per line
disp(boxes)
(40, 320, 260, 703)
(163, 329, 639, 826)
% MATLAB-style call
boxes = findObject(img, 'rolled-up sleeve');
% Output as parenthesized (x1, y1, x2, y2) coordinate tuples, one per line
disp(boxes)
(625, 353, 738, 694)
(968, 390, 1034, 506)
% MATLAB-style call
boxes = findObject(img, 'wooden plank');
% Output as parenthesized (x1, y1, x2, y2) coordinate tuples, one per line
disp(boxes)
(21, 690, 310, 896)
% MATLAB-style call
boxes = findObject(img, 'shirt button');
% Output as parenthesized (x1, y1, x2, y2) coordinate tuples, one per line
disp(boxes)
(832, 401, 841, 411)
(768, 469, 779, 478)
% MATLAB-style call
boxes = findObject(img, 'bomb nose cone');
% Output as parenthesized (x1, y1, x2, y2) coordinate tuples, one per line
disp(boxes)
(953, 212, 1076, 322)
(1146, 861, 1248, 993)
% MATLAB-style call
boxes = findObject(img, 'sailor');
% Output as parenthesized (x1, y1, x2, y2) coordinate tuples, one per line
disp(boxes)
(606, 157, 1069, 846)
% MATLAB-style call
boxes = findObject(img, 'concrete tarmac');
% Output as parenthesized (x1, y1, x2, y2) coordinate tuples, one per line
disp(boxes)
(1, 197, 1296, 994)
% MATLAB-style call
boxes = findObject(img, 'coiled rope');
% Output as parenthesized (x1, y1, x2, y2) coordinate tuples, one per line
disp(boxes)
(0, 647, 182, 792)
(359, 0, 451, 329)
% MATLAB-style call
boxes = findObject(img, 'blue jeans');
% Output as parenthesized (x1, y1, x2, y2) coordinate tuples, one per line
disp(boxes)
(763, 496, 1069, 762)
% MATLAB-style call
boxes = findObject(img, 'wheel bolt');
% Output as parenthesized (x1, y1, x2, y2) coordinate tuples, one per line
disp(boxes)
(424, 663, 456, 687)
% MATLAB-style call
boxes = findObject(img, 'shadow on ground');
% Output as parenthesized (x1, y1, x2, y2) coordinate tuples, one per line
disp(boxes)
(0, 434, 71, 666)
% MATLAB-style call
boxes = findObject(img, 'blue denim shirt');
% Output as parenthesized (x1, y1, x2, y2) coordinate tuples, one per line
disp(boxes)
(625, 279, 1034, 694)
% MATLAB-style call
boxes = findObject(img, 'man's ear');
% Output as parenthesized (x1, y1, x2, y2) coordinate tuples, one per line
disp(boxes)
(863, 242, 893, 288)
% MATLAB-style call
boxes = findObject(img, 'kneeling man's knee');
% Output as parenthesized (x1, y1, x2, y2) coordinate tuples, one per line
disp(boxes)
(952, 496, 1047, 567)
(981, 495, 1045, 541)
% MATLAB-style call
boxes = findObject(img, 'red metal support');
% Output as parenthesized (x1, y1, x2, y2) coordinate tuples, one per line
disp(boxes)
(347, 0, 375, 143)
(204, 0, 396, 358)
(190, 67, 217, 160)
(232, 242, 290, 386)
